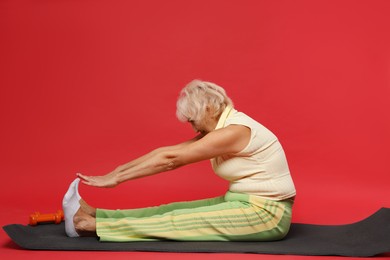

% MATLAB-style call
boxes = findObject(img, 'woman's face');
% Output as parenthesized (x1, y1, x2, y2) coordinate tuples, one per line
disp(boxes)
(187, 108, 219, 135)
(188, 119, 207, 135)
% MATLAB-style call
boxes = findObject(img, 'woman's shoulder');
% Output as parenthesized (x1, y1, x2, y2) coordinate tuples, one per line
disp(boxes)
(226, 110, 262, 129)
(226, 110, 278, 141)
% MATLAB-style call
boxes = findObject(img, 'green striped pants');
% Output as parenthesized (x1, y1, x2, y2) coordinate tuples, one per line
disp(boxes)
(96, 192, 294, 242)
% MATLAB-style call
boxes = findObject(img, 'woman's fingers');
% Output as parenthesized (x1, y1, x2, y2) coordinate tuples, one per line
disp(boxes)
(75, 172, 117, 188)
(76, 173, 97, 186)
(76, 173, 88, 182)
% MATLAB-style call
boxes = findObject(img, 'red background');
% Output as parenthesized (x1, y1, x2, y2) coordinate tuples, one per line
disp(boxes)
(1, 0, 389, 259)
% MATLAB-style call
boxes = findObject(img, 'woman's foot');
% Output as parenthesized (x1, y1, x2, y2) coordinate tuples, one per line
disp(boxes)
(62, 178, 82, 237)
(74, 208, 97, 237)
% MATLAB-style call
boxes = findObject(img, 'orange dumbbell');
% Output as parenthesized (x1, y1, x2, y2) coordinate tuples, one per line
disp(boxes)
(29, 210, 64, 226)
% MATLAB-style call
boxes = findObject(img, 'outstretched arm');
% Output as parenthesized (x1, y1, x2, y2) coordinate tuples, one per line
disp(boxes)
(112, 134, 203, 174)
(78, 125, 250, 187)
(77, 134, 203, 187)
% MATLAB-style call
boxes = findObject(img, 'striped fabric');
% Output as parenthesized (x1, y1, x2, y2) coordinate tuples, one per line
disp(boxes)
(96, 192, 294, 242)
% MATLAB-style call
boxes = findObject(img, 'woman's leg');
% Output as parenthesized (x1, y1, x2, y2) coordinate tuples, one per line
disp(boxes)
(66, 177, 294, 242)
(95, 192, 294, 242)
(73, 195, 225, 236)
(96, 195, 225, 219)
(80, 199, 96, 217)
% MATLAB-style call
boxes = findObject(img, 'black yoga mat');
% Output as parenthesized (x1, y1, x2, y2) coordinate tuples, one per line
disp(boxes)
(3, 207, 390, 257)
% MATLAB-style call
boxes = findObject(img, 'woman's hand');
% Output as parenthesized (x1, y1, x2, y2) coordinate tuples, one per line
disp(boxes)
(77, 172, 119, 188)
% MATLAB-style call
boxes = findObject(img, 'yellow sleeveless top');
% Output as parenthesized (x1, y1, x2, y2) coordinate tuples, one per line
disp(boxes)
(211, 106, 296, 201)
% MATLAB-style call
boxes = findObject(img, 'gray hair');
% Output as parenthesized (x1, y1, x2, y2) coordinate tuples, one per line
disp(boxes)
(176, 80, 233, 122)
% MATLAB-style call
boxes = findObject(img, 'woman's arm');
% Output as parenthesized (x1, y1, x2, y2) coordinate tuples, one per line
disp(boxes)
(114, 134, 203, 173)
(77, 134, 203, 187)
(78, 125, 250, 187)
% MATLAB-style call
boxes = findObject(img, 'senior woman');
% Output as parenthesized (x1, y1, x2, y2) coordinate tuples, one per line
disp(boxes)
(62, 79, 296, 241)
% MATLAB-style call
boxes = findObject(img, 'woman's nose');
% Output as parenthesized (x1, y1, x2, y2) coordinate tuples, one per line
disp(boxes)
(190, 123, 198, 132)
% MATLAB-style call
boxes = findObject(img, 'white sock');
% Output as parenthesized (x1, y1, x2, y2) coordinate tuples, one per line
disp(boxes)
(62, 178, 81, 237)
